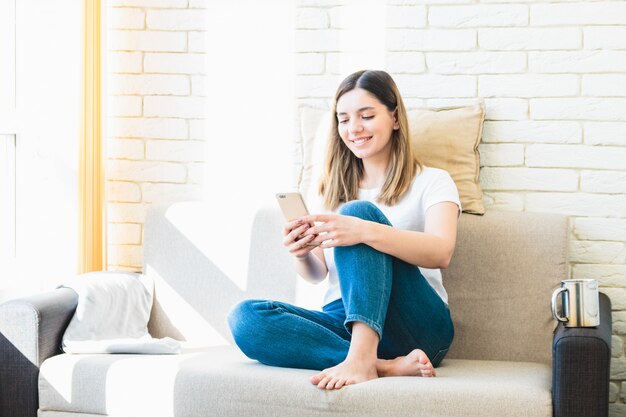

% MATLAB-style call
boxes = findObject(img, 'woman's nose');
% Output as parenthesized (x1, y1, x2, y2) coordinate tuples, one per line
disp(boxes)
(349, 119, 363, 133)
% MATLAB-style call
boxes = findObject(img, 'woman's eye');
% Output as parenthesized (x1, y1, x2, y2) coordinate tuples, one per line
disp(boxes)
(362, 115, 374, 120)
(339, 119, 348, 124)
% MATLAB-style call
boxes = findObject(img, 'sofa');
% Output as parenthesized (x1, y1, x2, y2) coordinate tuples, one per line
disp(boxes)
(0, 201, 612, 417)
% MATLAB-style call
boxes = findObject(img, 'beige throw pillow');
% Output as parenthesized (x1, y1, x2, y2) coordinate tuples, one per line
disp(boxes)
(408, 103, 486, 215)
(297, 102, 485, 215)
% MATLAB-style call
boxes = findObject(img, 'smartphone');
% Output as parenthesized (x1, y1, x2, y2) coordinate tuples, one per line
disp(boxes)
(275, 192, 310, 221)
(276, 192, 318, 244)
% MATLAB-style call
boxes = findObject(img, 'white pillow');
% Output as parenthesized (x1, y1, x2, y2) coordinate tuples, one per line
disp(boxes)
(60, 271, 179, 354)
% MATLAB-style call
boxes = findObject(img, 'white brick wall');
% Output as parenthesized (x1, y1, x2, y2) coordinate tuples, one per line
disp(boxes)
(530, 2, 626, 26)
(106, 0, 626, 410)
(109, 30, 187, 52)
(479, 28, 582, 50)
(429, 5, 528, 28)
(426, 52, 526, 74)
(144, 53, 205, 73)
(106, 1, 206, 271)
(386, 6, 427, 28)
(387, 29, 476, 50)
(292, 1, 626, 411)
(482, 121, 582, 143)
(529, 51, 626, 73)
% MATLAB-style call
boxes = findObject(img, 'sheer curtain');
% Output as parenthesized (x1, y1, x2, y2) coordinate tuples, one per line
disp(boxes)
(78, 0, 107, 273)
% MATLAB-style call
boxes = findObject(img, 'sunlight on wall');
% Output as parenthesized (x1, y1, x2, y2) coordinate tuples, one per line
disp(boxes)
(203, 1, 295, 290)
(198, 1, 385, 310)
(339, 1, 386, 76)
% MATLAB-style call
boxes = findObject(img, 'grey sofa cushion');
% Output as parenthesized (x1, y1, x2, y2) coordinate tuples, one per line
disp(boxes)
(444, 211, 568, 365)
(39, 346, 551, 417)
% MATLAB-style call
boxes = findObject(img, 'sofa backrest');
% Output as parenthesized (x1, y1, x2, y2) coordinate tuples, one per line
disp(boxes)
(145, 202, 567, 364)
(444, 211, 567, 365)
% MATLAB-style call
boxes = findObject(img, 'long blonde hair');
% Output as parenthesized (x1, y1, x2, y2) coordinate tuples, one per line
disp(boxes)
(318, 70, 422, 211)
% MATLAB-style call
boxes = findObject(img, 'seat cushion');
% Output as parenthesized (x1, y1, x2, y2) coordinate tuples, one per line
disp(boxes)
(39, 346, 552, 417)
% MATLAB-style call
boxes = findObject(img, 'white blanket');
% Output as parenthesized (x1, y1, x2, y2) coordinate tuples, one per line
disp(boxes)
(60, 271, 181, 354)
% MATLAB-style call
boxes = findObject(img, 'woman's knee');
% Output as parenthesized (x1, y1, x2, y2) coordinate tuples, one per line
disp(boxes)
(227, 299, 266, 340)
(339, 201, 388, 224)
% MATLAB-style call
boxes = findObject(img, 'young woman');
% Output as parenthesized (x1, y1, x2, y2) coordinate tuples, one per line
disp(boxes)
(228, 70, 460, 391)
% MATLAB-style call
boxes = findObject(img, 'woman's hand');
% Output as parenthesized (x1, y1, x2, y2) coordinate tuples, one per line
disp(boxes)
(282, 219, 319, 258)
(299, 214, 366, 249)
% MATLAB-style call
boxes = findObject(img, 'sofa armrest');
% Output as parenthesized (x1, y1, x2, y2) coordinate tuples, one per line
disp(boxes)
(0, 288, 78, 417)
(552, 292, 612, 417)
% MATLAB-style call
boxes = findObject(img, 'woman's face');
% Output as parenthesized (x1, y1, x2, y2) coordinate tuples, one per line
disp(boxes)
(335, 88, 399, 162)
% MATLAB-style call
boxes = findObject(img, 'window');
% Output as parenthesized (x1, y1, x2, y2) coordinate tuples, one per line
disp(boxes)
(0, 0, 17, 298)
(0, 135, 16, 259)
(0, 0, 80, 302)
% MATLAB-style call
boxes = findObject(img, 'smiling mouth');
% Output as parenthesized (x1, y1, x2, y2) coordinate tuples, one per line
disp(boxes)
(351, 136, 372, 145)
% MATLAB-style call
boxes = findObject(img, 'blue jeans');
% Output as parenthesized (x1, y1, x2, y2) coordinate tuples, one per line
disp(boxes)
(227, 201, 454, 371)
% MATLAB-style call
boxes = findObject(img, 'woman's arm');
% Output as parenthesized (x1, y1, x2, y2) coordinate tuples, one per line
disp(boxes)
(301, 201, 459, 269)
(282, 219, 329, 283)
(294, 247, 328, 284)
(364, 202, 459, 269)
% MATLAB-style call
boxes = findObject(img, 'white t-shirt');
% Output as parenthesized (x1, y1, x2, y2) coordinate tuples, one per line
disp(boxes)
(305, 166, 462, 307)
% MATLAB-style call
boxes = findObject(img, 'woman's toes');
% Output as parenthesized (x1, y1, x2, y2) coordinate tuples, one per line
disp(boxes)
(317, 375, 333, 389)
(310, 373, 323, 385)
(414, 350, 425, 361)
(335, 378, 347, 389)
(312, 368, 332, 384)
(422, 362, 437, 377)
(324, 378, 334, 390)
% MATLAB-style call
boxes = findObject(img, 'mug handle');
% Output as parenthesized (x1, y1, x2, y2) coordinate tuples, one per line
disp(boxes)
(551, 287, 569, 322)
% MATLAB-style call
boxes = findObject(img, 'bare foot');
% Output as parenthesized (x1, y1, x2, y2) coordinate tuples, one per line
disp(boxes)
(310, 358, 379, 390)
(380, 349, 436, 377)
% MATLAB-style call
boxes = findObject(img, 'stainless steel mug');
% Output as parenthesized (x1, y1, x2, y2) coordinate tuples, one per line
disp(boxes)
(551, 279, 600, 327)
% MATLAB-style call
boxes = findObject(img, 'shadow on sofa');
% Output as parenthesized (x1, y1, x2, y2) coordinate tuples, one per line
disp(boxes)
(0, 332, 39, 415)
(144, 204, 297, 346)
